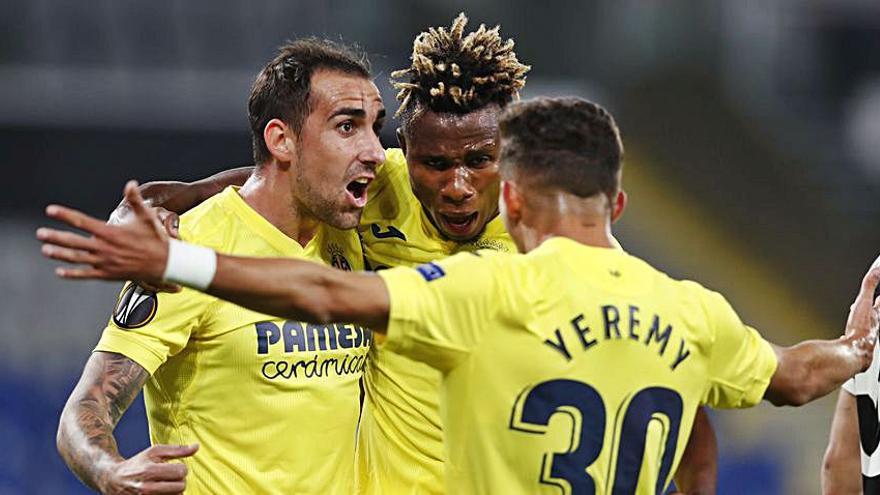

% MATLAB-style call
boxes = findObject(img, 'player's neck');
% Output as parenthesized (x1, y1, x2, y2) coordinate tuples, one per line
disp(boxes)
(516, 192, 616, 252)
(238, 164, 320, 247)
(545, 218, 615, 248)
(520, 219, 615, 253)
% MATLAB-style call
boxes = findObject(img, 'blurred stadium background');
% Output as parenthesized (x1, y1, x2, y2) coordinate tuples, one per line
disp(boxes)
(1, 0, 879, 493)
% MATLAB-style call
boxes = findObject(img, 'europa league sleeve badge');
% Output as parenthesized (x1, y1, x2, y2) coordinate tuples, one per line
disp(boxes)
(112, 283, 159, 329)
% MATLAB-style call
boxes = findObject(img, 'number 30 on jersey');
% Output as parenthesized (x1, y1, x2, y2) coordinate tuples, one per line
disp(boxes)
(510, 379, 683, 494)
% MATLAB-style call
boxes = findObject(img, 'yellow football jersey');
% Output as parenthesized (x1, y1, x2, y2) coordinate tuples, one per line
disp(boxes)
(378, 237, 778, 494)
(356, 148, 516, 494)
(95, 186, 369, 494)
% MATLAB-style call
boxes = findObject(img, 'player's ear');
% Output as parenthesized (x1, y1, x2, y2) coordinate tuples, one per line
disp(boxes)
(396, 128, 407, 156)
(500, 180, 523, 225)
(610, 189, 627, 223)
(264, 118, 297, 165)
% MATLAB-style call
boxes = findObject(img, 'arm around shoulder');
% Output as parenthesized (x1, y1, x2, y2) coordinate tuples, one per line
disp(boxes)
(110, 166, 254, 223)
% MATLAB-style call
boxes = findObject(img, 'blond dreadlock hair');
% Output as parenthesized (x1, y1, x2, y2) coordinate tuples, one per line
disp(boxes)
(392, 13, 530, 123)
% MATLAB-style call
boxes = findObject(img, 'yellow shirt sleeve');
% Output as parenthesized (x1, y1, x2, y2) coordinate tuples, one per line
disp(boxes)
(701, 289, 778, 408)
(378, 251, 514, 373)
(94, 283, 213, 374)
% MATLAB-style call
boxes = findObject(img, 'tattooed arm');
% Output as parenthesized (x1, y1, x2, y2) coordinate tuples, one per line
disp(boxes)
(57, 351, 198, 494)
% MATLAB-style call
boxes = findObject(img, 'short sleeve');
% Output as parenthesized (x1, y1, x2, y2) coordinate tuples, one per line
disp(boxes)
(94, 282, 212, 374)
(378, 251, 517, 373)
(702, 289, 779, 409)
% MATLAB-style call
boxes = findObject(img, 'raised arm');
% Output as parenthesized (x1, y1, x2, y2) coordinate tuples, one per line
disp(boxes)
(764, 264, 880, 407)
(58, 351, 197, 494)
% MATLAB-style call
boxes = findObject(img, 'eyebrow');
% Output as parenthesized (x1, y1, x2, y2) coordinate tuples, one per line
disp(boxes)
(422, 155, 451, 162)
(327, 107, 366, 121)
(327, 107, 387, 123)
(462, 141, 498, 155)
(466, 141, 496, 151)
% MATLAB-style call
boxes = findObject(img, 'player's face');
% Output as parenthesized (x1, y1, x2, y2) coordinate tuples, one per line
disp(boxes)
(400, 105, 501, 242)
(293, 70, 386, 230)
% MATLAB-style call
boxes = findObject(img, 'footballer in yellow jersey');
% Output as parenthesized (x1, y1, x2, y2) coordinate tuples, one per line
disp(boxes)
(51, 39, 386, 494)
(41, 99, 880, 494)
(98, 187, 369, 494)
(356, 148, 516, 493)
(355, 14, 531, 493)
(377, 240, 774, 493)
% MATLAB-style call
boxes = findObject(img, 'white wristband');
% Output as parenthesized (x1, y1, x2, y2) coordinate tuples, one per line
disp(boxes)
(162, 239, 217, 290)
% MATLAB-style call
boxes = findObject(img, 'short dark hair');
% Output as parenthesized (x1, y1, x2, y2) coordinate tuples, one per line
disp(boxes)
(391, 13, 530, 128)
(248, 38, 371, 163)
(499, 97, 624, 198)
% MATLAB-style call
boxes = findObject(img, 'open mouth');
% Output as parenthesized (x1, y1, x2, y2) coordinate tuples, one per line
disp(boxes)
(438, 211, 478, 237)
(345, 177, 371, 208)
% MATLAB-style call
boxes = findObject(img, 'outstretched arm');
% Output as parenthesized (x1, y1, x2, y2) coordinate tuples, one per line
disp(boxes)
(40, 182, 390, 331)
(764, 264, 880, 407)
(58, 351, 197, 494)
(821, 389, 862, 495)
(210, 252, 390, 330)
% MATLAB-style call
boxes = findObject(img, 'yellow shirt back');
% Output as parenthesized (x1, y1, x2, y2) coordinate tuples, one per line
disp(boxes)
(356, 148, 515, 494)
(95, 186, 369, 494)
(379, 237, 777, 494)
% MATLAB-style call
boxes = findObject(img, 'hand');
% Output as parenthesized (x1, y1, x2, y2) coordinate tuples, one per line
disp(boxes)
(98, 444, 198, 495)
(37, 181, 170, 285)
(843, 255, 880, 372)
(109, 201, 180, 239)
(108, 194, 182, 293)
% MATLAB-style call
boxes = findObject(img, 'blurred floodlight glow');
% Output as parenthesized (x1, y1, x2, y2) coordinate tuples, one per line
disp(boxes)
(847, 79, 880, 183)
